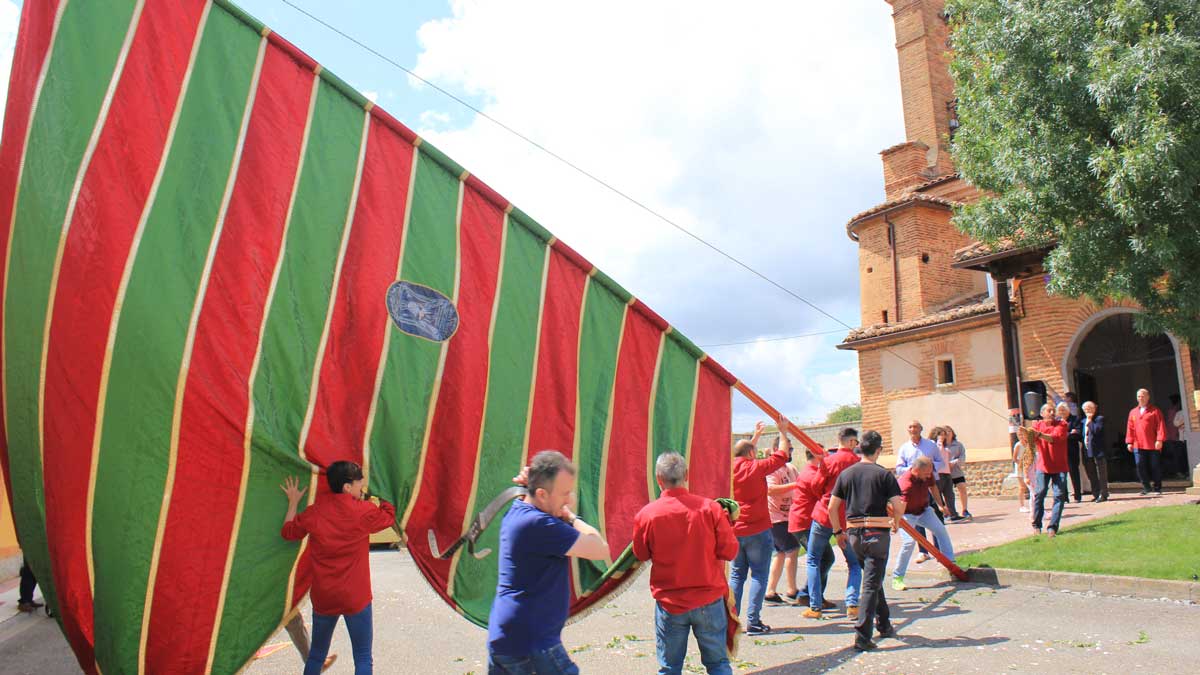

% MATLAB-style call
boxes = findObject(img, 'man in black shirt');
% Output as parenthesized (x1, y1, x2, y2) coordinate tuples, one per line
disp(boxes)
(829, 430, 903, 652)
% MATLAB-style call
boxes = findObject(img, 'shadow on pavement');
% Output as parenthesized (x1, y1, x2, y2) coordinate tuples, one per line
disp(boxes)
(750, 584, 1011, 673)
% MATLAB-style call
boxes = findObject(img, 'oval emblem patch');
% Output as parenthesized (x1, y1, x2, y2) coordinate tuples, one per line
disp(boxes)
(386, 280, 459, 342)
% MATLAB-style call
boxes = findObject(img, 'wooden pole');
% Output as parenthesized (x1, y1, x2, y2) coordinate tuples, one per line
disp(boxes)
(733, 380, 969, 582)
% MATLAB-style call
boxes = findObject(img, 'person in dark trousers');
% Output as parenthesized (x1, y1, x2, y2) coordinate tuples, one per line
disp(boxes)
(1076, 401, 1109, 502)
(1164, 394, 1189, 479)
(17, 559, 43, 612)
(281, 461, 397, 675)
(1126, 388, 1166, 495)
(827, 431, 903, 652)
(1061, 395, 1084, 502)
(488, 451, 609, 674)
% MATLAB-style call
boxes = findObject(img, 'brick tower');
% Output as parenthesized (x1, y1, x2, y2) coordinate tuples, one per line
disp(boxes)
(847, 0, 984, 331)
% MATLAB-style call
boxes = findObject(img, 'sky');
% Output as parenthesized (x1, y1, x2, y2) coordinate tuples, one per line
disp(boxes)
(0, 0, 907, 431)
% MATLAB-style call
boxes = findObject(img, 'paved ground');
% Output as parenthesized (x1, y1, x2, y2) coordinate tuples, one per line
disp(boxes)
(2, 493, 1196, 674)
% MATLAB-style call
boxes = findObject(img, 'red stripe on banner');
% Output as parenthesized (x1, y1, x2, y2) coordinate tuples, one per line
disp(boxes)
(301, 117, 415, 470)
(548, 239, 592, 276)
(290, 116, 417, 611)
(39, 1, 208, 666)
(142, 44, 315, 674)
(525, 248, 587, 462)
(0, 0, 63, 532)
(630, 299, 669, 332)
(688, 365, 733, 499)
(702, 357, 738, 386)
(601, 311, 663, 560)
(403, 186, 505, 607)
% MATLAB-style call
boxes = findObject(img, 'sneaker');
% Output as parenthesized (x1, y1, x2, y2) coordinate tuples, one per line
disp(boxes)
(948, 515, 966, 523)
(892, 576, 907, 591)
(876, 624, 897, 639)
(322, 655, 338, 673)
(1154, 491, 1163, 497)
(764, 593, 786, 605)
(821, 599, 837, 610)
(853, 640, 878, 652)
(1047, 529, 1057, 538)
(746, 621, 771, 635)
(847, 606, 859, 619)
(1018, 506, 1029, 513)
(962, 510, 973, 519)
(914, 553, 931, 564)
(802, 608, 822, 619)
(786, 591, 808, 605)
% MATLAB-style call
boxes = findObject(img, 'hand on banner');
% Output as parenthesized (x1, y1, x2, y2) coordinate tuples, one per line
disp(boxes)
(512, 466, 530, 487)
(280, 476, 308, 506)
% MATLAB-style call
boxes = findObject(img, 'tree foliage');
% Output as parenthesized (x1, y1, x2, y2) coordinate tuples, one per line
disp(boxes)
(824, 403, 861, 425)
(947, 0, 1200, 345)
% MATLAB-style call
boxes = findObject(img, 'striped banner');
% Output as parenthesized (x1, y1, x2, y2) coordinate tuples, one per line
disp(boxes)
(0, 1, 738, 673)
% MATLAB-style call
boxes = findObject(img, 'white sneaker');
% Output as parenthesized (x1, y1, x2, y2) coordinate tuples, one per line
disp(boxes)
(1018, 506, 1029, 513)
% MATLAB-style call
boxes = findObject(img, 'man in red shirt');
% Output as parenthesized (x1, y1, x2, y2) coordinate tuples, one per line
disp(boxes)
(1126, 387, 1167, 495)
(281, 461, 397, 675)
(890, 456, 955, 590)
(1027, 403, 1070, 536)
(633, 452, 739, 675)
(729, 421, 791, 634)
(802, 428, 862, 619)
(787, 450, 834, 609)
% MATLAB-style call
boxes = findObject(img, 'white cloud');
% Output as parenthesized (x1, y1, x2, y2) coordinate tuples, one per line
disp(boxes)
(409, 0, 896, 431)
(419, 109, 451, 128)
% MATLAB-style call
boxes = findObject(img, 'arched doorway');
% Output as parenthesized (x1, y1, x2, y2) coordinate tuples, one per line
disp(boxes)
(1066, 311, 1186, 482)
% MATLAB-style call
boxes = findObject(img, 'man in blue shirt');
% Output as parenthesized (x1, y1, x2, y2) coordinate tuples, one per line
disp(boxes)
(894, 420, 946, 475)
(488, 451, 609, 674)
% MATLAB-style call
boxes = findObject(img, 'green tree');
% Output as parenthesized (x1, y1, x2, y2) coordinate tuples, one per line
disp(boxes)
(947, 0, 1200, 344)
(824, 403, 861, 425)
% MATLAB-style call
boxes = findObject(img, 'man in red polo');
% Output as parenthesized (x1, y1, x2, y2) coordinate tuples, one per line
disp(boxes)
(1027, 403, 1070, 536)
(634, 452, 739, 675)
(729, 421, 791, 634)
(802, 428, 863, 619)
(1126, 388, 1167, 495)
(787, 449, 833, 608)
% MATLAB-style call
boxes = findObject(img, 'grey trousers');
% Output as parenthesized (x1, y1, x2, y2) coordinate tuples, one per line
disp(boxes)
(1082, 455, 1109, 498)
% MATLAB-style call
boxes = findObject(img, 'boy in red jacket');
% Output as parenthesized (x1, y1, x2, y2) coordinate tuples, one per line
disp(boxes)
(282, 461, 396, 675)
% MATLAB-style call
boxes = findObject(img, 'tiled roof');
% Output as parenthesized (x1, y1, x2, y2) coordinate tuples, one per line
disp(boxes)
(845, 193, 958, 239)
(953, 236, 1054, 264)
(842, 294, 996, 344)
(910, 173, 959, 192)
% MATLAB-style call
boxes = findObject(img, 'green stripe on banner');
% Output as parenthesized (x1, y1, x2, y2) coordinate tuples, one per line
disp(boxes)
(366, 155, 459, 514)
(90, 9, 261, 673)
(450, 219, 548, 625)
(649, 337, 699, 498)
(2, 0, 139, 620)
(212, 79, 366, 673)
(572, 280, 626, 591)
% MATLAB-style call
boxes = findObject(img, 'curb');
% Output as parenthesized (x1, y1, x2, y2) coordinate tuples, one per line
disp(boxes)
(965, 567, 1199, 603)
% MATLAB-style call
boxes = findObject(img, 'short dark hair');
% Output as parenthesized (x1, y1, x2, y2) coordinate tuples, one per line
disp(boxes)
(1064, 391, 1078, 402)
(804, 449, 815, 461)
(327, 461, 364, 494)
(1170, 394, 1181, 406)
(528, 450, 576, 497)
(838, 427, 858, 443)
(859, 430, 883, 456)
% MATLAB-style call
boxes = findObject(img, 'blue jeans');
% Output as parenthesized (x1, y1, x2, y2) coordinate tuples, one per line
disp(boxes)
(306, 603, 372, 675)
(893, 507, 956, 578)
(1033, 471, 1068, 532)
(729, 529, 772, 624)
(806, 523, 860, 609)
(488, 642, 579, 675)
(654, 597, 732, 675)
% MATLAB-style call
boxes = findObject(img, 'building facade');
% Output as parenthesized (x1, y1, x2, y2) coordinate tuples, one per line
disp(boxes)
(839, 0, 1200, 489)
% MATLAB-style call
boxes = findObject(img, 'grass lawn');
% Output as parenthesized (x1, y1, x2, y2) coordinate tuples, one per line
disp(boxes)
(958, 504, 1200, 582)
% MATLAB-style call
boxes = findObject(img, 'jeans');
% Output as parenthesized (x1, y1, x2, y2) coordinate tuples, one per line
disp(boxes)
(306, 603, 372, 675)
(488, 642, 579, 675)
(893, 507, 955, 578)
(730, 530, 772, 624)
(654, 597, 732, 675)
(1083, 455, 1109, 498)
(1134, 449, 1163, 492)
(1032, 471, 1067, 533)
(847, 528, 892, 647)
(806, 523, 860, 609)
